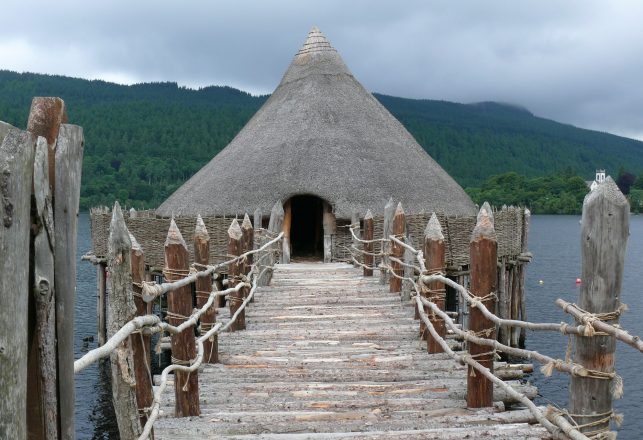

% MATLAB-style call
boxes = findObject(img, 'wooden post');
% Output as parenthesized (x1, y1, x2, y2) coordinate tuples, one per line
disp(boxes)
(363, 210, 374, 276)
(242, 213, 254, 284)
(0, 124, 35, 440)
(107, 202, 142, 437)
(424, 213, 446, 353)
(497, 256, 509, 347)
(164, 219, 200, 417)
(322, 203, 335, 263)
(53, 124, 84, 439)
(282, 201, 292, 264)
(467, 203, 497, 408)
(402, 234, 415, 302)
(518, 208, 530, 348)
(195, 215, 217, 363)
(97, 263, 107, 345)
(30, 136, 59, 440)
(569, 177, 629, 435)
(254, 208, 262, 235)
(380, 197, 395, 285)
(227, 219, 245, 331)
(129, 232, 154, 429)
(389, 203, 405, 294)
(351, 211, 360, 268)
(258, 201, 284, 286)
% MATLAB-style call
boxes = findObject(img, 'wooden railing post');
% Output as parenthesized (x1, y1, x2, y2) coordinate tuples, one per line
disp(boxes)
(569, 177, 629, 435)
(258, 201, 284, 286)
(164, 219, 200, 417)
(129, 232, 154, 429)
(97, 263, 107, 345)
(379, 197, 394, 284)
(467, 203, 497, 408)
(363, 210, 374, 276)
(389, 202, 405, 294)
(351, 211, 360, 267)
(242, 214, 254, 297)
(195, 215, 218, 363)
(423, 213, 447, 352)
(228, 219, 245, 331)
(107, 202, 142, 437)
(0, 124, 35, 440)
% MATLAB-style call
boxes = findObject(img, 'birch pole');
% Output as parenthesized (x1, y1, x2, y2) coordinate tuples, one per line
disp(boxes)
(569, 177, 629, 435)
(195, 215, 217, 363)
(107, 203, 142, 438)
(0, 125, 35, 440)
(164, 219, 200, 417)
(467, 203, 497, 408)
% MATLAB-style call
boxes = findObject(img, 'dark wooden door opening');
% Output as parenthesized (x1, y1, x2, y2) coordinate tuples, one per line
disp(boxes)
(290, 195, 323, 260)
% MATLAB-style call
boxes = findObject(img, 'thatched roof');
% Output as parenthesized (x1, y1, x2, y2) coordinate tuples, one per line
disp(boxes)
(157, 27, 476, 219)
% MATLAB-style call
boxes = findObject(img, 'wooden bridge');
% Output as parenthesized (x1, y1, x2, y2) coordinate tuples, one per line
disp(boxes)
(153, 263, 548, 439)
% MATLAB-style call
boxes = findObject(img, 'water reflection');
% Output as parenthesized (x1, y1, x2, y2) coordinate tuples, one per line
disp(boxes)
(87, 361, 119, 439)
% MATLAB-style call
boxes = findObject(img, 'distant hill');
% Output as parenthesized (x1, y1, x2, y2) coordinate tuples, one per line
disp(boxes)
(0, 70, 641, 209)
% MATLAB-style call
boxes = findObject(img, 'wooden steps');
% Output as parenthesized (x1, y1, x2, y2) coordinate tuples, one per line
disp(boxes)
(153, 262, 549, 439)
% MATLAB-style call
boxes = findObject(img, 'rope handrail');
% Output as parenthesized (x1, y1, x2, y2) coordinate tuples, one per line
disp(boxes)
(138, 265, 269, 440)
(139, 232, 284, 301)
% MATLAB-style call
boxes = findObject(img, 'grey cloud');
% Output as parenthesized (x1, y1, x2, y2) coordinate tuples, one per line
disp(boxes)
(2, 0, 642, 138)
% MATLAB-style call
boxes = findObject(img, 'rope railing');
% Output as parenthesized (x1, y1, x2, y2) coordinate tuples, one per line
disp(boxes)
(138, 232, 284, 301)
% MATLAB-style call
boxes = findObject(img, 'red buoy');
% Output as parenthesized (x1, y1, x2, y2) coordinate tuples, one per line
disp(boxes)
(575, 277, 581, 284)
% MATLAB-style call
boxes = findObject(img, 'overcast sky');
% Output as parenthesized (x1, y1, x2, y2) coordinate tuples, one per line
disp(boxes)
(2, 0, 642, 139)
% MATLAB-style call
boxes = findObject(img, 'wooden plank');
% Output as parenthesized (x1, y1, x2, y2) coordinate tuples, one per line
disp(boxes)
(467, 204, 497, 408)
(0, 124, 35, 440)
(107, 203, 142, 437)
(569, 177, 629, 435)
(165, 219, 200, 417)
(53, 124, 83, 440)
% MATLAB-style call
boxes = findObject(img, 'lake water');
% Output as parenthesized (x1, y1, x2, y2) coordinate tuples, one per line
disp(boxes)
(72, 213, 643, 439)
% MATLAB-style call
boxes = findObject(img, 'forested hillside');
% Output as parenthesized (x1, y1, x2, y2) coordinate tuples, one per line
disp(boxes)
(1, 70, 641, 209)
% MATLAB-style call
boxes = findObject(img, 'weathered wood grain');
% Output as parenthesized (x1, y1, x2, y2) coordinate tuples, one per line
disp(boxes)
(424, 213, 446, 353)
(107, 203, 142, 438)
(228, 219, 245, 331)
(362, 210, 374, 276)
(0, 124, 35, 440)
(389, 203, 405, 294)
(569, 178, 629, 435)
(195, 215, 218, 363)
(53, 124, 83, 440)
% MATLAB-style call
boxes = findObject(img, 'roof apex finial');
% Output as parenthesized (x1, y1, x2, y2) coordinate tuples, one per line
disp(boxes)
(297, 25, 335, 56)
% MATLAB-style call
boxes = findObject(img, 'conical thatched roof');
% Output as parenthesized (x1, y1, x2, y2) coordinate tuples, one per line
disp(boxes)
(157, 27, 476, 218)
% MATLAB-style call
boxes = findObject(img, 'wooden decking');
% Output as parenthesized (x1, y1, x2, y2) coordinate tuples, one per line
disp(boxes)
(154, 263, 550, 439)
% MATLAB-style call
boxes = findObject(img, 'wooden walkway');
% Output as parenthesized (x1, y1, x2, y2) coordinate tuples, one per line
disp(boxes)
(154, 263, 550, 439)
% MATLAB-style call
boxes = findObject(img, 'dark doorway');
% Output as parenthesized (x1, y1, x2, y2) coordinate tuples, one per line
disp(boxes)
(289, 195, 323, 260)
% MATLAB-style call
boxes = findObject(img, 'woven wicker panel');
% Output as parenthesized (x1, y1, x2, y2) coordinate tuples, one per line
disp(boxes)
(331, 220, 354, 262)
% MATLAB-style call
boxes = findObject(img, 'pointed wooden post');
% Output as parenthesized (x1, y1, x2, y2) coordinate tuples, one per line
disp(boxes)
(107, 203, 142, 437)
(164, 219, 200, 417)
(380, 197, 395, 284)
(228, 219, 245, 331)
(363, 210, 374, 276)
(0, 125, 35, 440)
(351, 211, 360, 268)
(569, 177, 629, 435)
(129, 232, 154, 430)
(389, 203, 405, 294)
(259, 201, 284, 286)
(467, 203, 497, 408)
(242, 214, 254, 297)
(423, 214, 447, 353)
(195, 215, 217, 363)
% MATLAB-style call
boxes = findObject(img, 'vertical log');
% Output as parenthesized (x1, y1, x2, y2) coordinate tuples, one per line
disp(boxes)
(227, 219, 245, 331)
(322, 204, 335, 263)
(424, 214, 446, 353)
(0, 125, 35, 440)
(363, 210, 374, 276)
(258, 201, 284, 286)
(31, 136, 58, 440)
(164, 219, 200, 417)
(107, 203, 142, 437)
(254, 208, 262, 234)
(242, 213, 254, 281)
(282, 201, 292, 264)
(194, 215, 217, 363)
(518, 208, 530, 348)
(380, 197, 395, 284)
(351, 211, 360, 268)
(569, 177, 629, 435)
(389, 203, 405, 294)
(53, 124, 83, 439)
(402, 234, 414, 302)
(97, 263, 107, 345)
(497, 256, 509, 346)
(467, 203, 497, 408)
(129, 233, 154, 429)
